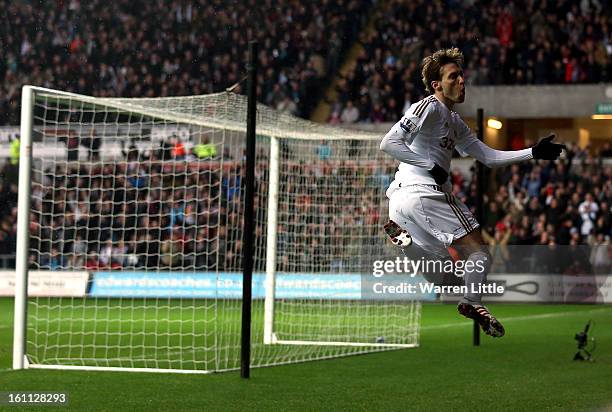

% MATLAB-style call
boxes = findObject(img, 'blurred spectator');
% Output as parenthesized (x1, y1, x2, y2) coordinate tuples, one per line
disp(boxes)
(522, 169, 542, 198)
(62, 132, 80, 161)
(316, 141, 332, 161)
(482, 224, 512, 273)
(82, 130, 102, 161)
(340, 100, 359, 124)
(171, 136, 186, 160)
(578, 193, 599, 236)
(193, 137, 217, 160)
(589, 233, 610, 274)
(277, 96, 299, 116)
(9, 135, 19, 165)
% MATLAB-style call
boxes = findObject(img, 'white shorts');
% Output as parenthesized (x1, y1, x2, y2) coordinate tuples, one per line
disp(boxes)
(388, 184, 480, 257)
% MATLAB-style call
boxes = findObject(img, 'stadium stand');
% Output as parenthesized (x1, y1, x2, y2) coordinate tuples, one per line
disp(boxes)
(0, 0, 373, 124)
(329, 0, 611, 123)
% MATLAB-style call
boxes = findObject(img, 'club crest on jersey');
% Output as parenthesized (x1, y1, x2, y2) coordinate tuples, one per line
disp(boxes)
(400, 117, 417, 133)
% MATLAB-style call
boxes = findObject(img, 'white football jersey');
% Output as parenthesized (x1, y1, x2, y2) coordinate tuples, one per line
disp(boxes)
(385, 95, 478, 191)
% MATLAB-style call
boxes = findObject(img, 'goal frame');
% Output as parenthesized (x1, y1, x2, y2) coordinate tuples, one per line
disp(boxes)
(261, 134, 418, 349)
(13, 85, 34, 370)
(13, 85, 421, 374)
(11, 85, 238, 374)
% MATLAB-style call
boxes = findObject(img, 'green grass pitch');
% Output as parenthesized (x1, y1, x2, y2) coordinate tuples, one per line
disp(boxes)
(0, 297, 611, 411)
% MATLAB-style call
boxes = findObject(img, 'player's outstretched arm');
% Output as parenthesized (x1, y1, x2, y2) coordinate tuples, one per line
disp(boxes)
(462, 133, 566, 168)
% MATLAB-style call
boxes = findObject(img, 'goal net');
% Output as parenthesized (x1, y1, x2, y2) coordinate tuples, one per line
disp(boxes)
(13, 86, 422, 373)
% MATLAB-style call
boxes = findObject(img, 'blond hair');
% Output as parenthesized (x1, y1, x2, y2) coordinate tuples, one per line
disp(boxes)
(421, 48, 464, 94)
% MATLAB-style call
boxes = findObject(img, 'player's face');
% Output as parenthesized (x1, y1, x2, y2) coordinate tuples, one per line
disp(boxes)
(439, 63, 465, 104)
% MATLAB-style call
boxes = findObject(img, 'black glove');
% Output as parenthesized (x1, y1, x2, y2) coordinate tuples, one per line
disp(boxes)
(532, 134, 566, 160)
(428, 163, 448, 185)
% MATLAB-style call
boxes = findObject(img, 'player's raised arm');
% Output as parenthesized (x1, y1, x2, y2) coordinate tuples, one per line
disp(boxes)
(456, 120, 565, 168)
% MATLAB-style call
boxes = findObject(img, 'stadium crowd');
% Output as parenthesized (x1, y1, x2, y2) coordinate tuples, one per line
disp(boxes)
(0, 0, 372, 124)
(0, 140, 609, 275)
(330, 0, 611, 124)
(0, 0, 610, 275)
(461, 143, 611, 274)
(1, 0, 610, 127)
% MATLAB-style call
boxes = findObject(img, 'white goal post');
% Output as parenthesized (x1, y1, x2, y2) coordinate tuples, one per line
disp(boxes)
(13, 85, 423, 374)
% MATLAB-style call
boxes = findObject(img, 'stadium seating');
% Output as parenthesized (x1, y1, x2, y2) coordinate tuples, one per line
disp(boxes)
(330, 0, 611, 123)
(0, 0, 373, 124)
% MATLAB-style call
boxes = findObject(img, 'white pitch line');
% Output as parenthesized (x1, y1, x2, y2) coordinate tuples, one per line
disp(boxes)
(421, 307, 612, 331)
